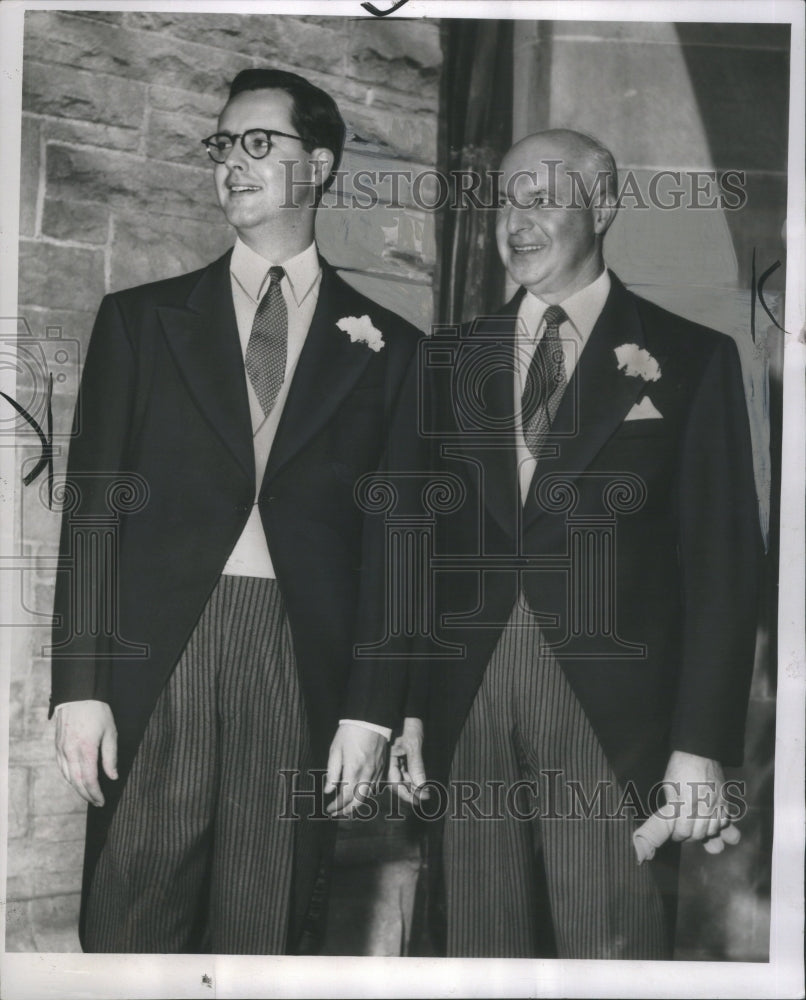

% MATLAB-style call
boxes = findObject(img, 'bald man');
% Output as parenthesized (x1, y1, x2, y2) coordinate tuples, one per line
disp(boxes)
(392, 130, 761, 959)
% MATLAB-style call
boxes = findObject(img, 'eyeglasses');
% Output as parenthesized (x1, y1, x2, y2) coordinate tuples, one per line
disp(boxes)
(201, 128, 303, 163)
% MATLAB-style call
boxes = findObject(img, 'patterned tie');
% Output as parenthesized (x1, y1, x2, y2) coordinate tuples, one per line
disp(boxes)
(521, 304, 568, 460)
(245, 265, 287, 417)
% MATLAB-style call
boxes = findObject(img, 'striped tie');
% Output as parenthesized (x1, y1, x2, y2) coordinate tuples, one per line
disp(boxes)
(521, 304, 568, 460)
(245, 265, 287, 417)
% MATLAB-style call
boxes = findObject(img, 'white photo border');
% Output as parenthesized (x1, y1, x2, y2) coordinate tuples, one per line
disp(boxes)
(0, 1, 803, 997)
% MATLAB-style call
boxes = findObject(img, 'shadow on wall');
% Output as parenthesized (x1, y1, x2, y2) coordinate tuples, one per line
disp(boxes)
(671, 21, 786, 963)
(676, 21, 789, 293)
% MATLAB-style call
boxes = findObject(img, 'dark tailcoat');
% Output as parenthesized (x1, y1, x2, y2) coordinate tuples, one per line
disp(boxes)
(50, 249, 421, 926)
(419, 272, 761, 803)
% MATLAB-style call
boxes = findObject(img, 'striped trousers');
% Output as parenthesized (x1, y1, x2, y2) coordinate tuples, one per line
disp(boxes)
(444, 598, 670, 959)
(84, 575, 321, 954)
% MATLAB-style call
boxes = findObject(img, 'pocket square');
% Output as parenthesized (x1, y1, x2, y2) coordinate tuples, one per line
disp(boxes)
(624, 396, 663, 421)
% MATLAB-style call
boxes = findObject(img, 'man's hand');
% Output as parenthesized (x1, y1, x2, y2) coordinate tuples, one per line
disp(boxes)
(662, 749, 732, 843)
(54, 700, 118, 807)
(388, 717, 429, 805)
(325, 723, 386, 817)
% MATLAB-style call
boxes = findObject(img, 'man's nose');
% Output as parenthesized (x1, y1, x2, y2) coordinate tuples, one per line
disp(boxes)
(506, 204, 531, 232)
(224, 137, 250, 168)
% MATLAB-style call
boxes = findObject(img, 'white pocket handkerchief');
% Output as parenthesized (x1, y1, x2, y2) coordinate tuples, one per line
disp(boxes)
(624, 396, 663, 421)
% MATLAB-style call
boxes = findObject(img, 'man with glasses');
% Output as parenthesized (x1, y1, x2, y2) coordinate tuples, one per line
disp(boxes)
(50, 68, 421, 954)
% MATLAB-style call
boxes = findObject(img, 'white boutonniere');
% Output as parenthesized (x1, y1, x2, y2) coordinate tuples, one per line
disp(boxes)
(336, 315, 385, 352)
(614, 343, 661, 382)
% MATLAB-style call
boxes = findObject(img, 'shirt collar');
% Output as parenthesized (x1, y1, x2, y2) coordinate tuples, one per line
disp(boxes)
(230, 238, 321, 307)
(519, 269, 611, 346)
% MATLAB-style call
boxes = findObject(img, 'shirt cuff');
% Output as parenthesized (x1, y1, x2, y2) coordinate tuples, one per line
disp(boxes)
(338, 719, 392, 742)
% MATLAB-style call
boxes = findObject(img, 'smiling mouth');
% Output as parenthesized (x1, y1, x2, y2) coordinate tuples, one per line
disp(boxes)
(228, 185, 261, 193)
(510, 244, 547, 254)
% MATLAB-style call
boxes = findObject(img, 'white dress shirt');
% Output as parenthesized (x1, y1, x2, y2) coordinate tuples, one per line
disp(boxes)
(53, 243, 323, 719)
(222, 238, 322, 578)
(515, 270, 611, 504)
(222, 239, 390, 740)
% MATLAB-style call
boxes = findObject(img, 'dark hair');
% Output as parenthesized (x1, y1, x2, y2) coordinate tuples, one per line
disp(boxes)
(227, 68, 345, 192)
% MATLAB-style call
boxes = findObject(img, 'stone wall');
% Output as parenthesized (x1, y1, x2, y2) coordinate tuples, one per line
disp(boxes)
(6, 9, 790, 963)
(7, 9, 441, 952)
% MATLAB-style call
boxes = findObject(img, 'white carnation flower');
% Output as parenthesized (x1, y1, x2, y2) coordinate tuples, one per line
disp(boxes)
(336, 315, 385, 352)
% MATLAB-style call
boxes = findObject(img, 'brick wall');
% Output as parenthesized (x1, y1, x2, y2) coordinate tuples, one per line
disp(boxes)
(7, 10, 441, 952)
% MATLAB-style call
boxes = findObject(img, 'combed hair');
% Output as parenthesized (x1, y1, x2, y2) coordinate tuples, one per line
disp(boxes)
(227, 68, 346, 192)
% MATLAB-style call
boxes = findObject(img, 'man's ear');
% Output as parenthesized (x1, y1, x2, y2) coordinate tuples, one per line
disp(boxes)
(593, 199, 618, 236)
(309, 147, 336, 189)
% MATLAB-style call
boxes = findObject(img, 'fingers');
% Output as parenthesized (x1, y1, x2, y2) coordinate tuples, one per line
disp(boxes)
(678, 807, 741, 854)
(392, 785, 415, 805)
(325, 737, 357, 816)
(670, 815, 694, 842)
(100, 726, 119, 782)
(55, 712, 99, 806)
(637, 810, 742, 862)
(399, 750, 430, 804)
(671, 812, 718, 842)
(405, 746, 429, 801)
(52, 701, 117, 808)
(691, 814, 712, 842)
(387, 742, 409, 790)
(65, 738, 104, 807)
(326, 768, 377, 817)
(77, 744, 105, 807)
(387, 735, 430, 805)
(387, 743, 415, 805)
(325, 727, 386, 817)
(324, 741, 342, 797)
(327, 754, 383, 816)
(705, 806, 727, 839)
(666, 781, 727, 843)
(387, 738, 406, 782)
(703, 821, 741, 854)
(673, 814, 740, 847)
(327, 725, 428, 816)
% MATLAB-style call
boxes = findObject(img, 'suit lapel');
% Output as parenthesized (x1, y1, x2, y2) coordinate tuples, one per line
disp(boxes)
(157, 251, 255, 483)
(523, 274, 648, 529)
(263, 263, 375, 484)
(453, 297, 523, 540)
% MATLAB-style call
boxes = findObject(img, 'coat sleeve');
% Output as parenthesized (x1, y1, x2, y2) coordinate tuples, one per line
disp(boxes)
(342, 333, 433, 731)
(670, 334, 762, 765)
(49, 293, 138, 715)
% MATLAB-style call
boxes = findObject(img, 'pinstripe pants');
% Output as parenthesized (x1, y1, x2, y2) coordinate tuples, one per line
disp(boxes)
(84, 575, 316, 954)
(444, 598, 670, 959)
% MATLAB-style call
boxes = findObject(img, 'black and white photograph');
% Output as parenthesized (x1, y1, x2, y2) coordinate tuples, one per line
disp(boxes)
(0, 1, 803, 997)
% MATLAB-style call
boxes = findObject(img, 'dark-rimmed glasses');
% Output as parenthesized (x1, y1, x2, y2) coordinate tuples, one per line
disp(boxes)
(201, 128, 304, 163)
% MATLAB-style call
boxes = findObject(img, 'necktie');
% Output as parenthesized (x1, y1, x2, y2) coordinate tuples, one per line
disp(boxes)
(521, 303, 568, 460)
(245, 265, 287, 417)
